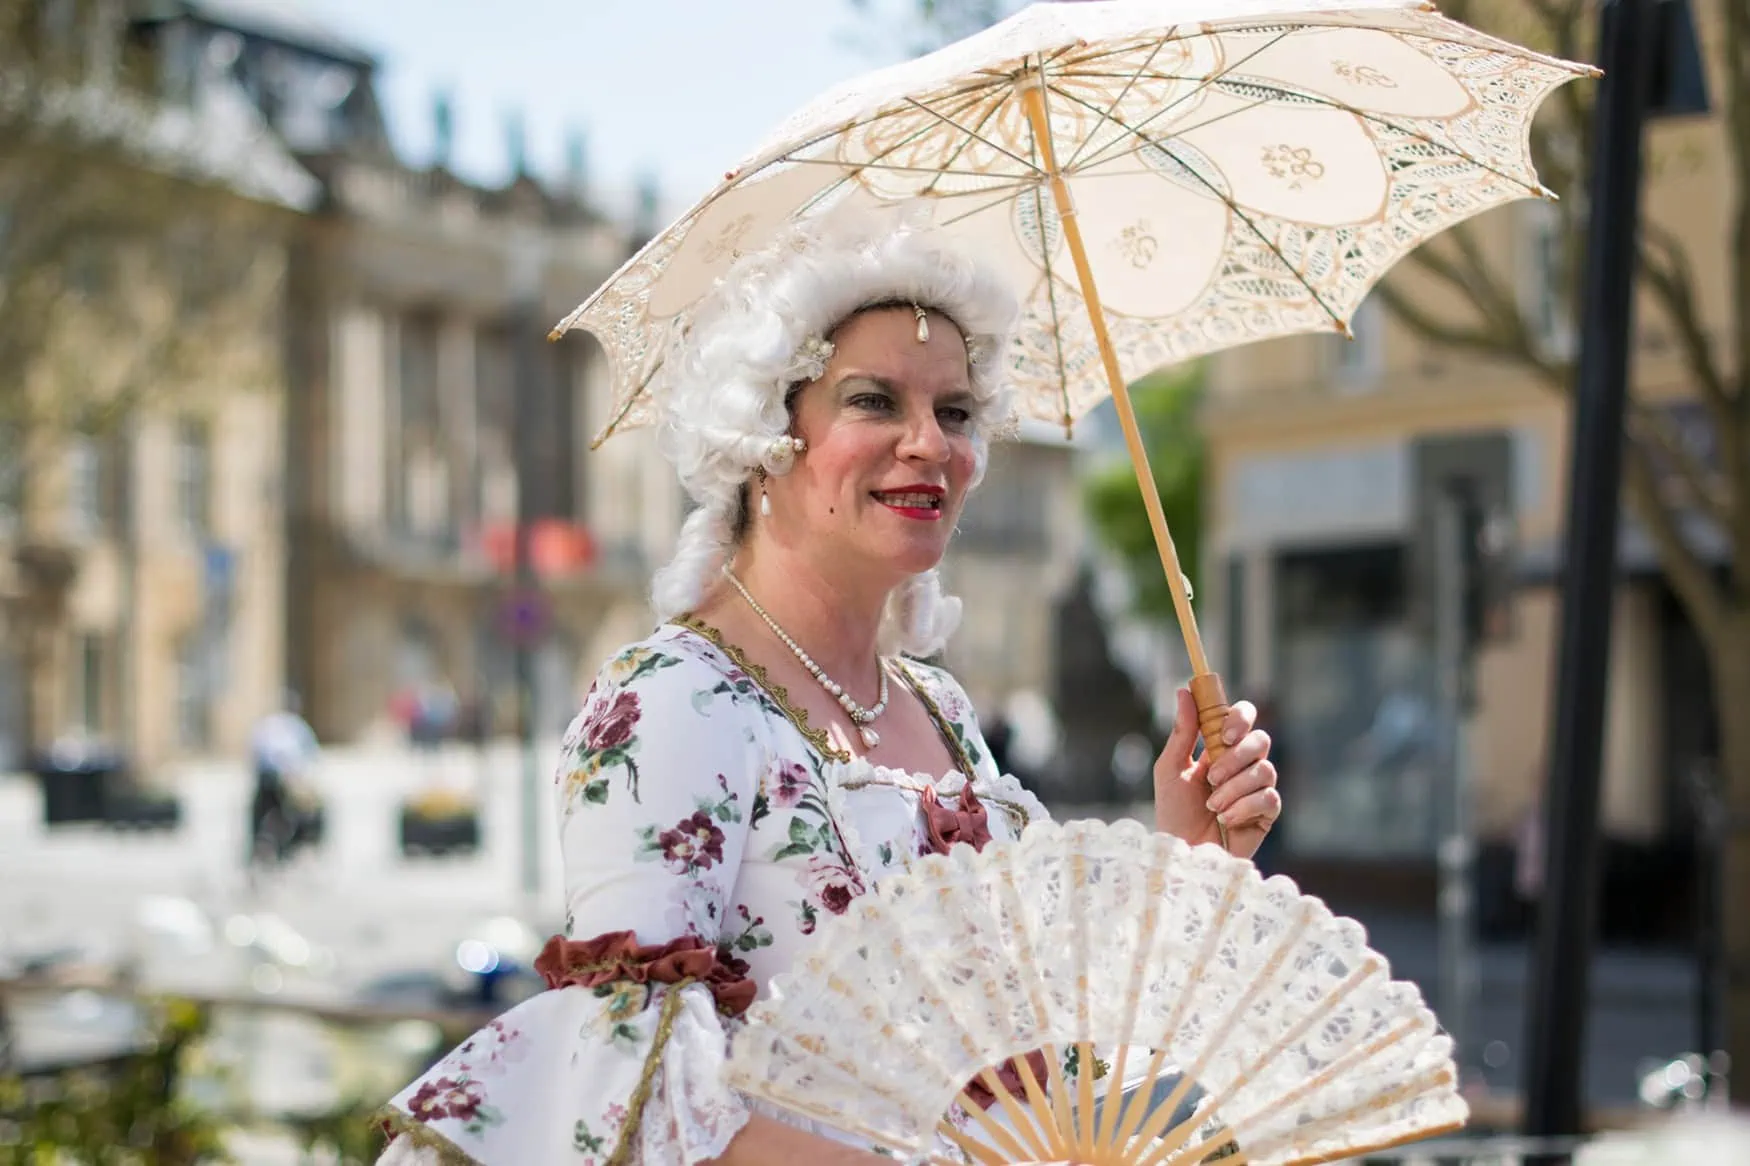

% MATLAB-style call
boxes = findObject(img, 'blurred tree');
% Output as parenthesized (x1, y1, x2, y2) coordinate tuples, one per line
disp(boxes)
(862, 0, 1750, 1092)
(1081, 365, 1206, 624)
(0, 998, 229, 1165)
(0, 0, 307, 754)
(0, 0, 294, 439)
(284, 1096, 390, 1165)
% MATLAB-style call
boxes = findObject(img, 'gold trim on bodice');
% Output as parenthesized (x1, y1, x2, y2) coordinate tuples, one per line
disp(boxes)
(672, 613, 850, 761)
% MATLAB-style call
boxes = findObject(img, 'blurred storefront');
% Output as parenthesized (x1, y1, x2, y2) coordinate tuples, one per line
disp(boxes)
(1198, 149, 1725, 940)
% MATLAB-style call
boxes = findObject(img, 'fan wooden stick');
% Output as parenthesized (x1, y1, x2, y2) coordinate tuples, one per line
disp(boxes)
(1016, 68, 1235, 848)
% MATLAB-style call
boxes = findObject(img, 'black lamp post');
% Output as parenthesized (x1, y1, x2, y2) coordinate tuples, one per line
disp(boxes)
(1522, 0, 1710, 1159)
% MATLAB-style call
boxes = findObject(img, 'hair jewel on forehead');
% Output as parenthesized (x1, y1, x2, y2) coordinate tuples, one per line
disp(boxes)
(912, 304, 930, 343)
(793, 335, 836, 382)
(788, 326, 988, 380)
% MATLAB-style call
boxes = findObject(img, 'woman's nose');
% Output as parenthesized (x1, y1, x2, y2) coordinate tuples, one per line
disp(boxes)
(898, 413, 951, 462)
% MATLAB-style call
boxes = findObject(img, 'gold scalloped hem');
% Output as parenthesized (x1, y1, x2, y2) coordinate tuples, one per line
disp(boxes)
(375, 1107, 489, 1166)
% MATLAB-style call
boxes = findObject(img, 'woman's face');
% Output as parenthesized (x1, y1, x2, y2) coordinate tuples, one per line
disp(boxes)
(766, 306, 981, 584)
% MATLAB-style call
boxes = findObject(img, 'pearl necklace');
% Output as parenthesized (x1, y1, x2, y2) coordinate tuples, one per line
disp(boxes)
(721, 567, 890, 749)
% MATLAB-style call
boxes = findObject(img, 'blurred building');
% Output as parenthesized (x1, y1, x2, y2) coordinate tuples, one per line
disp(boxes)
(1197, 89, 1726, 937)
(939, 420, 1085, 751)
(0, 0, 318, 773)
(141, 3, 661, 745)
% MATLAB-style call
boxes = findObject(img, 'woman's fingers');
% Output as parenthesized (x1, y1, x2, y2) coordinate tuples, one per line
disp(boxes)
(1208, 758, 1277, 817)
(1218, 784, 1283, 831)
(1207, 728, 1271, 791)
(1218, 699, 1257, 748)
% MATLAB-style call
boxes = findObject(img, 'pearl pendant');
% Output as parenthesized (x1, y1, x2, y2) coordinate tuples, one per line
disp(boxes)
(859, 725, 881, 749)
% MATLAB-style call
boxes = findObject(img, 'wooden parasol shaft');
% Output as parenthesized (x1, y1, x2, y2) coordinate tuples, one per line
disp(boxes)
(1017, 76, 1234, 773)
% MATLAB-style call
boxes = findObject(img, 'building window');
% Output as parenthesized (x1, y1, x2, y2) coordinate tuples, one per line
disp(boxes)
(1330, 295, 1383, 390)
(398, 312, 442, 436)
(1273, 542, 1438, 860)
(548, 343, 581, 520)
(0, 426, 20, 537)
(175, 633, 212, 749)
(36, 0, 77, 55)
(392, 311, 447, 538)
(68, 631, 106, 736)
(175, 418, 212, 538)
(65, 436, 106, 538)
(1521, 201, 1576, 360)
(1224, 556, 1247, 689)
(474, 323, 516, 523)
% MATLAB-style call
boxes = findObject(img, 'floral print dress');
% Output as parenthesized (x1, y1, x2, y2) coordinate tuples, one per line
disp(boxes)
(379, 619, 1047, 1166)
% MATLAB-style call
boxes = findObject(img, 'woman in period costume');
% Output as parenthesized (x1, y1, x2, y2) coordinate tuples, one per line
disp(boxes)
(377, 211, 1282, 1166)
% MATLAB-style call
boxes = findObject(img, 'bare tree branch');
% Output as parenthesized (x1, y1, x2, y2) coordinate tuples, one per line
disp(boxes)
(1370, 279, 1525, 362)
(1638, 224, 1746, 571)
(1623, 433, 1727, 640)
(1640, 223, 1733, 409)
(1627, 400, 1734, 527)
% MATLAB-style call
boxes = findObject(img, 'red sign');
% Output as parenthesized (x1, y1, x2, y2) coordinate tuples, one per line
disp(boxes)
(478, 520, 596, 577)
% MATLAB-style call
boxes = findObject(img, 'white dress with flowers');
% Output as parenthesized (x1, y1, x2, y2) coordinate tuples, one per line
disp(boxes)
(378, 619, 1046, 1166)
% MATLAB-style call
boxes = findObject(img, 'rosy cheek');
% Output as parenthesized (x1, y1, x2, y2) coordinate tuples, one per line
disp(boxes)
(948, 442, 978, 488)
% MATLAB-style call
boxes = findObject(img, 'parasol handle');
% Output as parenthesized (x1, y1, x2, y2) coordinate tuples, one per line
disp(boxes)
(1017, 75, 1236, 787)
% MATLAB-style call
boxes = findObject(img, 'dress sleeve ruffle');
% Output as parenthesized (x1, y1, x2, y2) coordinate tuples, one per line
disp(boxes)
(377, 933, 755, 1166)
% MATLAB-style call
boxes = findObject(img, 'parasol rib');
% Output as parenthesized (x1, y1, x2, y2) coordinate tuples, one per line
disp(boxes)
(1017, 62, 1236, 795)
(1066, 28, 1300, 173)
(902, 96, 1044, 176)
(919, 90, 1014, 198)
(1060, 31, 1177, 172)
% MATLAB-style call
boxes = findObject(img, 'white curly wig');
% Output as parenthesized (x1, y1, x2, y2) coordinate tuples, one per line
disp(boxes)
(649, 205, 1020, 658)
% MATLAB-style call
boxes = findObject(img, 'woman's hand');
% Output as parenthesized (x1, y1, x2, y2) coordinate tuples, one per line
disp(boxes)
(712, 1114, 895, 1166)
(1152, 688, 1280, 859)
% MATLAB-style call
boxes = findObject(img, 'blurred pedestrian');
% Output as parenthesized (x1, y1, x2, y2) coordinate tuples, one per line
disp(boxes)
(247, 692, 320, 873)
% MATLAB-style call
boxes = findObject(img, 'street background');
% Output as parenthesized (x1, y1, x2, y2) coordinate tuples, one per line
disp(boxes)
(1, 0, 1742, 1162)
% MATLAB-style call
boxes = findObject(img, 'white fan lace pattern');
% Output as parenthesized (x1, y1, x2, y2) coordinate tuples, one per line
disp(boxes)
(726, 818, 1466, 1165)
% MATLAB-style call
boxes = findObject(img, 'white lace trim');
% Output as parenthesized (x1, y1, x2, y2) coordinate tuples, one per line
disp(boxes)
(641, 992, 753, 1165)
(818, 759, 1050, 879)
(938, 768, 1049, 838)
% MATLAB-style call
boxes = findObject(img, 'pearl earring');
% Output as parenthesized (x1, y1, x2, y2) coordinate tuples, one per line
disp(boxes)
(760, 490, 772, 518)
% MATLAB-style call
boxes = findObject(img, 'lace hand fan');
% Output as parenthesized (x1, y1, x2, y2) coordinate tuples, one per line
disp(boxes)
(726, 819, 1466, 1166)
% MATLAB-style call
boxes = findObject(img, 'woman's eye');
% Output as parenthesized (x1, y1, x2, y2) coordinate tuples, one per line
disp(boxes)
(938, 406, 974, 429)
(849, 393, 894, 413)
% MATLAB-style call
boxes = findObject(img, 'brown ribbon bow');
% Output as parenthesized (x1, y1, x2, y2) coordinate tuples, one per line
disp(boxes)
(534, 930, 757, 1018)
(920, 783, 993, 856)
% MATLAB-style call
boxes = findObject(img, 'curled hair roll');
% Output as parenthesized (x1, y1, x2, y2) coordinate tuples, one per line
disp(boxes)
(879, 569, 961, 660)
(651, 501, 737, 624)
